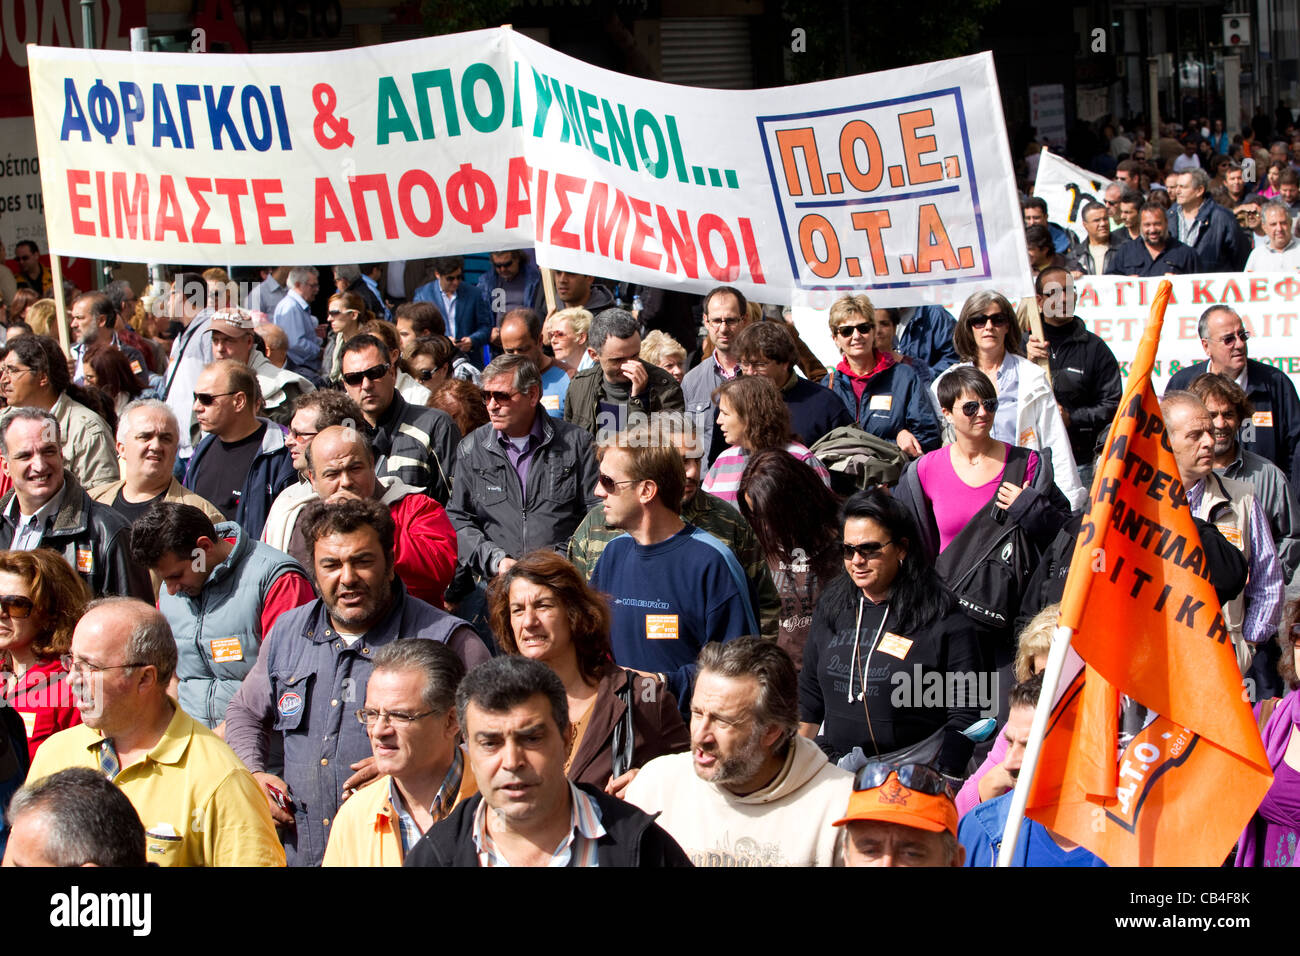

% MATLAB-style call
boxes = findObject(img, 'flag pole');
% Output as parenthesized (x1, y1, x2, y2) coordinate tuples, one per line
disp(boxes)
(995, 623, 1075, 866)
(995, 280, 1172, 866)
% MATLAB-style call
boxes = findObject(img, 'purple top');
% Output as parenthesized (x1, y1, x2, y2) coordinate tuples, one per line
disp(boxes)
(956, 730, 1009, 817)
(1237, 689, 1300, 866)
(916, 445, 1039, 552)
(497, 410, 547, 493)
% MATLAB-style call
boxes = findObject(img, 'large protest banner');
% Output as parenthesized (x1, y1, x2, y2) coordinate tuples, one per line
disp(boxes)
(793, 271, 1300, 394)
(28, 30, 1031, 308)
(1013, 283, 1272, 867)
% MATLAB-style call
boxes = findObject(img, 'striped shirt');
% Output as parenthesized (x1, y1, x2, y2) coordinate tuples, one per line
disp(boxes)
(701, 442, 831, 503)
(388, 746, 465, 854)
(471, 781, 605, 867)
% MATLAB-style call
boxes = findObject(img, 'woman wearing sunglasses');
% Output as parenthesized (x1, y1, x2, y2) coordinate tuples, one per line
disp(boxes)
(487, 550, 688, 797)
(933, 291, 1085, 510)
(822, 294, 941, 459)
(323, 291, 372, 385)
(0, 549, 92, 759)
(701, 374, 830, 503)
(798, 488, 982, 777)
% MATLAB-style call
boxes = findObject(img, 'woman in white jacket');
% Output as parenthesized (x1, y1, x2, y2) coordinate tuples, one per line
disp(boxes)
(932, 291, 1086, 510)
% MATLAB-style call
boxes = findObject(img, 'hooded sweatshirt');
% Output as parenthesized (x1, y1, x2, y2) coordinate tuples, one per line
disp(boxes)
(622, 734, 852, 866)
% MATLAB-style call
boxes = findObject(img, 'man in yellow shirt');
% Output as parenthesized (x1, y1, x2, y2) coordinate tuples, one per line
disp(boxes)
(26, 598, 285, 867)
(323, 640, 475, 866)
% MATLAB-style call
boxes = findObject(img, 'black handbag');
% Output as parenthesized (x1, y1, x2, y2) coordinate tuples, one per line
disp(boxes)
(934, 447, 1037, 632)
(610, 670, 638, 779)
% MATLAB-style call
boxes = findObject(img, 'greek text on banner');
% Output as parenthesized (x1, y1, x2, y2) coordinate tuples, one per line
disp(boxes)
(27, 30, 1033, 306)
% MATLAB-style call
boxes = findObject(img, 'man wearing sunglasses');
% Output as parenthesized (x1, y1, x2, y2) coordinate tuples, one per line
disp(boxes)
(182, 359, 296, 540)
(338, 334, 459, 506)
(207, 309, 315, 427)
(833, 762, 964, 867)
(498, 308, 571, 416)
(413, 257, 493, 368)
(0, 408, 151, 602)
(448, 354, 598, 583)
(1168, 305, 1300, 486)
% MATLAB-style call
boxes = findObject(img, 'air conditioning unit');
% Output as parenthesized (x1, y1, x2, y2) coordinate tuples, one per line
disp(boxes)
(1223, 13, 1252, 47)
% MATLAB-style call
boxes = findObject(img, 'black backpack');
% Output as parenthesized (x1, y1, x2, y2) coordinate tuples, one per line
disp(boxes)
(934, 447, 1038, 633)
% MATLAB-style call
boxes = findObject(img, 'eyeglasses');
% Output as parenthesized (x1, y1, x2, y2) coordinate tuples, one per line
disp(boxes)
(835, 322, 874, 338)
(853, 761, 950, 796)
(1216, 331, 1250, 346)
(0, 364, 33, 379)
(416, 367, 439, 382)
(328, 309, 356, 318)
(341, 363, 390, 387)
(483, 389, 519, 405)
(959, 398, 999, 417)
(441, 273, 465, 282)
(194, 391, 237, 406)
(707, 317, 744, 328)
(0, 594, 34, 619)
(288, 428, 318, 443)
(741, 361, 771, 373)
(841, 539, 892, 561)
(356, 708, 436, 727)
(969, 313, 1010, 329)
(596, 473, 640, 494)
(60, 654, 146, 675)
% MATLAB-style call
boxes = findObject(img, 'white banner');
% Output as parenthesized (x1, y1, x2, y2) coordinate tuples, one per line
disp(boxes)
(1032, 148, 1112, 238)
(28, 32, 1032, 307)
(792, 271, 1300, 396)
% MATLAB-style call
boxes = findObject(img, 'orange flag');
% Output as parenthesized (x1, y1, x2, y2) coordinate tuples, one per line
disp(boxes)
(1024, 280, 1272, 866)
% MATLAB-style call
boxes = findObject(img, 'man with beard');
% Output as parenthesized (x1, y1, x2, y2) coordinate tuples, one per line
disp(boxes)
(224, 498, 490, 866)
(623, 638, 852, 866)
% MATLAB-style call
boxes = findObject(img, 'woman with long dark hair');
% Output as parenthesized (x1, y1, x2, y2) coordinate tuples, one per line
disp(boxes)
(488, 550, 689, 794)
(84, 344, 144, 419)
(738, 449, 842, 671)
(797, 487, 982, 777)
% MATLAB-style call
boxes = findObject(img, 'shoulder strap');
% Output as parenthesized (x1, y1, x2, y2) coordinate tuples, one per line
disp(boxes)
(934, 448, 1029, 582)
(1257, 696, 1281, 735)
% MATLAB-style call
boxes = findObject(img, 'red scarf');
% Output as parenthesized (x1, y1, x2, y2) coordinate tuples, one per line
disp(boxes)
(836, 351, 895, 405)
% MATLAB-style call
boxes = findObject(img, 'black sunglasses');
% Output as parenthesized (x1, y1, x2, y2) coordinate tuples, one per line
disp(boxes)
(969, 313, 1010, 329)
(0, 594, 34, 619)
(194, 391, 237, 406)
(341, 362, 390, 387)
(836, 322, 874, 338)
(416, 366, 446, 382)
(841, 539, 892, 560)
(959, 398, 998, 417)
(853, 761, 949, 796)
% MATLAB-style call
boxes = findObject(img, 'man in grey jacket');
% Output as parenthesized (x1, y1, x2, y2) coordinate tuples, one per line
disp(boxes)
(448, 354, 599, 581)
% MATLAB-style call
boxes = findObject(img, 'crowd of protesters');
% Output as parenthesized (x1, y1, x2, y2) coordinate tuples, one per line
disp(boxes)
(2, 99, 1300, 867)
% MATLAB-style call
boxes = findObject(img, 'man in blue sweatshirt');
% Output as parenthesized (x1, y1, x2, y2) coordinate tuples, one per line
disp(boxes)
(589, 426, 757, 714)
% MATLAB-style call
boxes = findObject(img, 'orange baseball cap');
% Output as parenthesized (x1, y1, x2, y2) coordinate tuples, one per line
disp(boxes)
(832, 771, 959, 836)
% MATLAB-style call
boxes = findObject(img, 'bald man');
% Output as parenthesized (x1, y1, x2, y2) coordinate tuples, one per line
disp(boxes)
(25, 599, 285, 866)
(286, 425, 458, 606)
(499, 307, 571, 415)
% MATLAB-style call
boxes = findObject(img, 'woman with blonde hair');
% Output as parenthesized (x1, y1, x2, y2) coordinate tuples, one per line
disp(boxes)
(24, 299, 55, 336)
(640, 330, 686, 384)
(545, 306, 593, 371)
(822, 293, 940, 458)
(0, 549, 92, 759)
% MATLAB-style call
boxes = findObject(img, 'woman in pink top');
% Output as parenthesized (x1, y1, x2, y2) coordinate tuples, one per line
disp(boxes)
(701, 375, 830, 503)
